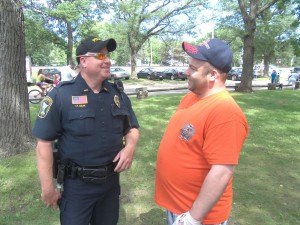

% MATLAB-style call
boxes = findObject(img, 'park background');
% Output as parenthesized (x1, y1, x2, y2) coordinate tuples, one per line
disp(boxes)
(0, 0, 300, 224)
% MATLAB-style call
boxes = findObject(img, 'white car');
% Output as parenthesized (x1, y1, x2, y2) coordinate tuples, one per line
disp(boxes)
(110, 68, 130, 80)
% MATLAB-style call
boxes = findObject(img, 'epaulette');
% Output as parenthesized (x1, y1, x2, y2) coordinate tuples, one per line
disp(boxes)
(56, 79, 76, 89)
(114, 79, 124, 92)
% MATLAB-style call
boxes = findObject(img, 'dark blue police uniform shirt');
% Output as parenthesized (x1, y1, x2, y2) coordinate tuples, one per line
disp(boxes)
(32, 74, 139, 166)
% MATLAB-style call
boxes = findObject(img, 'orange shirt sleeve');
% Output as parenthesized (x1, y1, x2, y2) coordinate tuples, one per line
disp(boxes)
(202, 99, 248, 165)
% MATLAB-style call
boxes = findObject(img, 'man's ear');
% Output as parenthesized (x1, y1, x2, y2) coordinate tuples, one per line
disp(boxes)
(209, 70, 218, 81)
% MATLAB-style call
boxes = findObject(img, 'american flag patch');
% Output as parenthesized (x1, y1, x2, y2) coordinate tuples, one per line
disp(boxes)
(72, 96, 88, 105)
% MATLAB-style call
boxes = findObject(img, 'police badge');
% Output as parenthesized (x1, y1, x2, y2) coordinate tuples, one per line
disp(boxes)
(179, 124, 195, 141)
(114, 95, 121, 108)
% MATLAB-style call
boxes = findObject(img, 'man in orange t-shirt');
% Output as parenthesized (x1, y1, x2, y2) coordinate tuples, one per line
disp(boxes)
(155, 39, 248, 225)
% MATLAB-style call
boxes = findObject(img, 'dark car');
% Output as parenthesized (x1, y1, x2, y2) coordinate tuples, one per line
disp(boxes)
(176, 68, 187, 80)
(41, 68, 61, 80)
(162, 68, 187, 80)
(137, 68, 164, 80)
(293, 67, 300, 73)
(228, 67, 256, 80)
(227, 67, 242, 81)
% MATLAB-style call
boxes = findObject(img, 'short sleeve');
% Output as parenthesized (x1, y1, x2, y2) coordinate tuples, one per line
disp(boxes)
(199, 95, 249, 165)
(123, 94, 139, 133)
(202, 114, 248, 165)
(32, 88, 63, 141)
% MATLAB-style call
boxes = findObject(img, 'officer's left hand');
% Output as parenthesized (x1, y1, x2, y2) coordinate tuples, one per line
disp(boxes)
(113, 146, 135, 172)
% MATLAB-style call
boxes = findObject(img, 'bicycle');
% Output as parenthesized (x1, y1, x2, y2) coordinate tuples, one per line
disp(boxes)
(28, 83, 54, 104)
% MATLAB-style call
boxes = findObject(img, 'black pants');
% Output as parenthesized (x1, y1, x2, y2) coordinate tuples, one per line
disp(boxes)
(59, 173, 120, 225)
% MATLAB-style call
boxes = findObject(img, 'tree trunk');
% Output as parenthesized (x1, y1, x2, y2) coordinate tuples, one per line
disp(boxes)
(66, 21, 74, 67)
(130, 49, 138, 79)
(263, 54, 271, 77)
(0, 0, 33, 157)
(237, 32, 255, 92)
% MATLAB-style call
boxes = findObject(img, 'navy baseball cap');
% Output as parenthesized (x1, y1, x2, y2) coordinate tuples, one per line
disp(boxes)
(182, 39, 233, 73)
(76, 36, 117, 56)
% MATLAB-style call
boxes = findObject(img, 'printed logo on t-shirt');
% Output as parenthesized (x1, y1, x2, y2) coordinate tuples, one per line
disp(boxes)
(179, 124, 195, 141)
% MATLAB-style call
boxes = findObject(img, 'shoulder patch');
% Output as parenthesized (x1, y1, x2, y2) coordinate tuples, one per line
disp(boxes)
(38, 96, 53, 118)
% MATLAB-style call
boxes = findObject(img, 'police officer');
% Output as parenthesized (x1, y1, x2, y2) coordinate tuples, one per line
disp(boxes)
(33, 36, 140, 225)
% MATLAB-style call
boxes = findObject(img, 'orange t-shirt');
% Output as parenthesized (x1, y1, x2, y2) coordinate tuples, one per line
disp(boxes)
(155, 90, 248, 224)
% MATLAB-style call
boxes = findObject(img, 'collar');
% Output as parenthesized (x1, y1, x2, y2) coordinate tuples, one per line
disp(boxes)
(101, 80, 110, 93)
(76, 74, 110, 94)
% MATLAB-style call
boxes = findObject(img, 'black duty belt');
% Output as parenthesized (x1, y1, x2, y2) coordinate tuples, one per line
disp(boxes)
(65, 162, 116, 184)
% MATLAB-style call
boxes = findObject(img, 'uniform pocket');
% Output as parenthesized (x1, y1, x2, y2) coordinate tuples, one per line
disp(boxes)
(111, 105, 130, 134)
(68, 109, 95, 136)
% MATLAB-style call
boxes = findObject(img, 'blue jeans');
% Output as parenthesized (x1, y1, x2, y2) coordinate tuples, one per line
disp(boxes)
(166, 210, 228, 225)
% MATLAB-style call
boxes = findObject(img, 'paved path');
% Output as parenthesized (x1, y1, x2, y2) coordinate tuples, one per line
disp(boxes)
(28, 79, 291, 96)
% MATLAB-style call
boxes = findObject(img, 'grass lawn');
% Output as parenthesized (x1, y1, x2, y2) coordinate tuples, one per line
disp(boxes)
(0, 90, 299, 225)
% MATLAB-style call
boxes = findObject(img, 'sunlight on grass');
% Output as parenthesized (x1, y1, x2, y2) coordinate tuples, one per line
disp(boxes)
(1, 90, 299, 225)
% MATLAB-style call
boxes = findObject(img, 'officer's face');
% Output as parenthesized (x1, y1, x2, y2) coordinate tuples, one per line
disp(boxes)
(80, 47, 111, 80)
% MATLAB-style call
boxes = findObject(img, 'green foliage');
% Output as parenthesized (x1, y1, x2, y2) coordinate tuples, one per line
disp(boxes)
(24, 14, 62, 65)
(255, 4, 296, 66)
(110, 0, 207, 71)
(216, 0, 299, 68)
(22, 0, 299, 67)
(23, 0, 107, 65)
(1, 90, 300, 224)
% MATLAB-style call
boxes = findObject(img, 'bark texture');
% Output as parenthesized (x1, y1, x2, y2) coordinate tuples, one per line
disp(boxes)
(0, 0, 33, 157)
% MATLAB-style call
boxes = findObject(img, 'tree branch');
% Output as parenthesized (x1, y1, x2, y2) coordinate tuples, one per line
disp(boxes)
(257, 0, 279, 16)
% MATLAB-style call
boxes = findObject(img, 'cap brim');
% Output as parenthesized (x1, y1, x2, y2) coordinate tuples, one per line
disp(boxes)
(91, 38, 117, 53)
(182, 42, 207, 62)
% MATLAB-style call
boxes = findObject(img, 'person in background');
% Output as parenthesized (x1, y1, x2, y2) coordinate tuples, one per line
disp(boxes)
(155, 39, 249, 225)
(33, 36, 140, 225)
(53, 74, 61, 87)
(36, 69, 53, 96)
(271, 70, 277, 83)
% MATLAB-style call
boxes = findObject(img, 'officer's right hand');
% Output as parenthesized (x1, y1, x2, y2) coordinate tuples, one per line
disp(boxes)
(41, 187, 61, 209)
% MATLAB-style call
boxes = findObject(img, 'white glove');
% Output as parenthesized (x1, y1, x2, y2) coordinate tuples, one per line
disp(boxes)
(172, 211, 201, 225)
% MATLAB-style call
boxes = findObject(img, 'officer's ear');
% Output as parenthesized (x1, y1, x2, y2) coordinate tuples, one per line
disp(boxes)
(80, 57, 88, 68)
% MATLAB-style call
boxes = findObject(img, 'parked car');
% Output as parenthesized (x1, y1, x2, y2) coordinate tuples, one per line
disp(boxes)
(227, 67, 242, 81)
(227, 67, 256, 80)
(110, 67, 130, 80)
(162, 68, 187, 80)
(41, 68, 61, 80)
(293, 66, 300, 73)
(137, 68, 164, 80)
(176, 68, 187, 80)
(162, 69, 179, 80)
